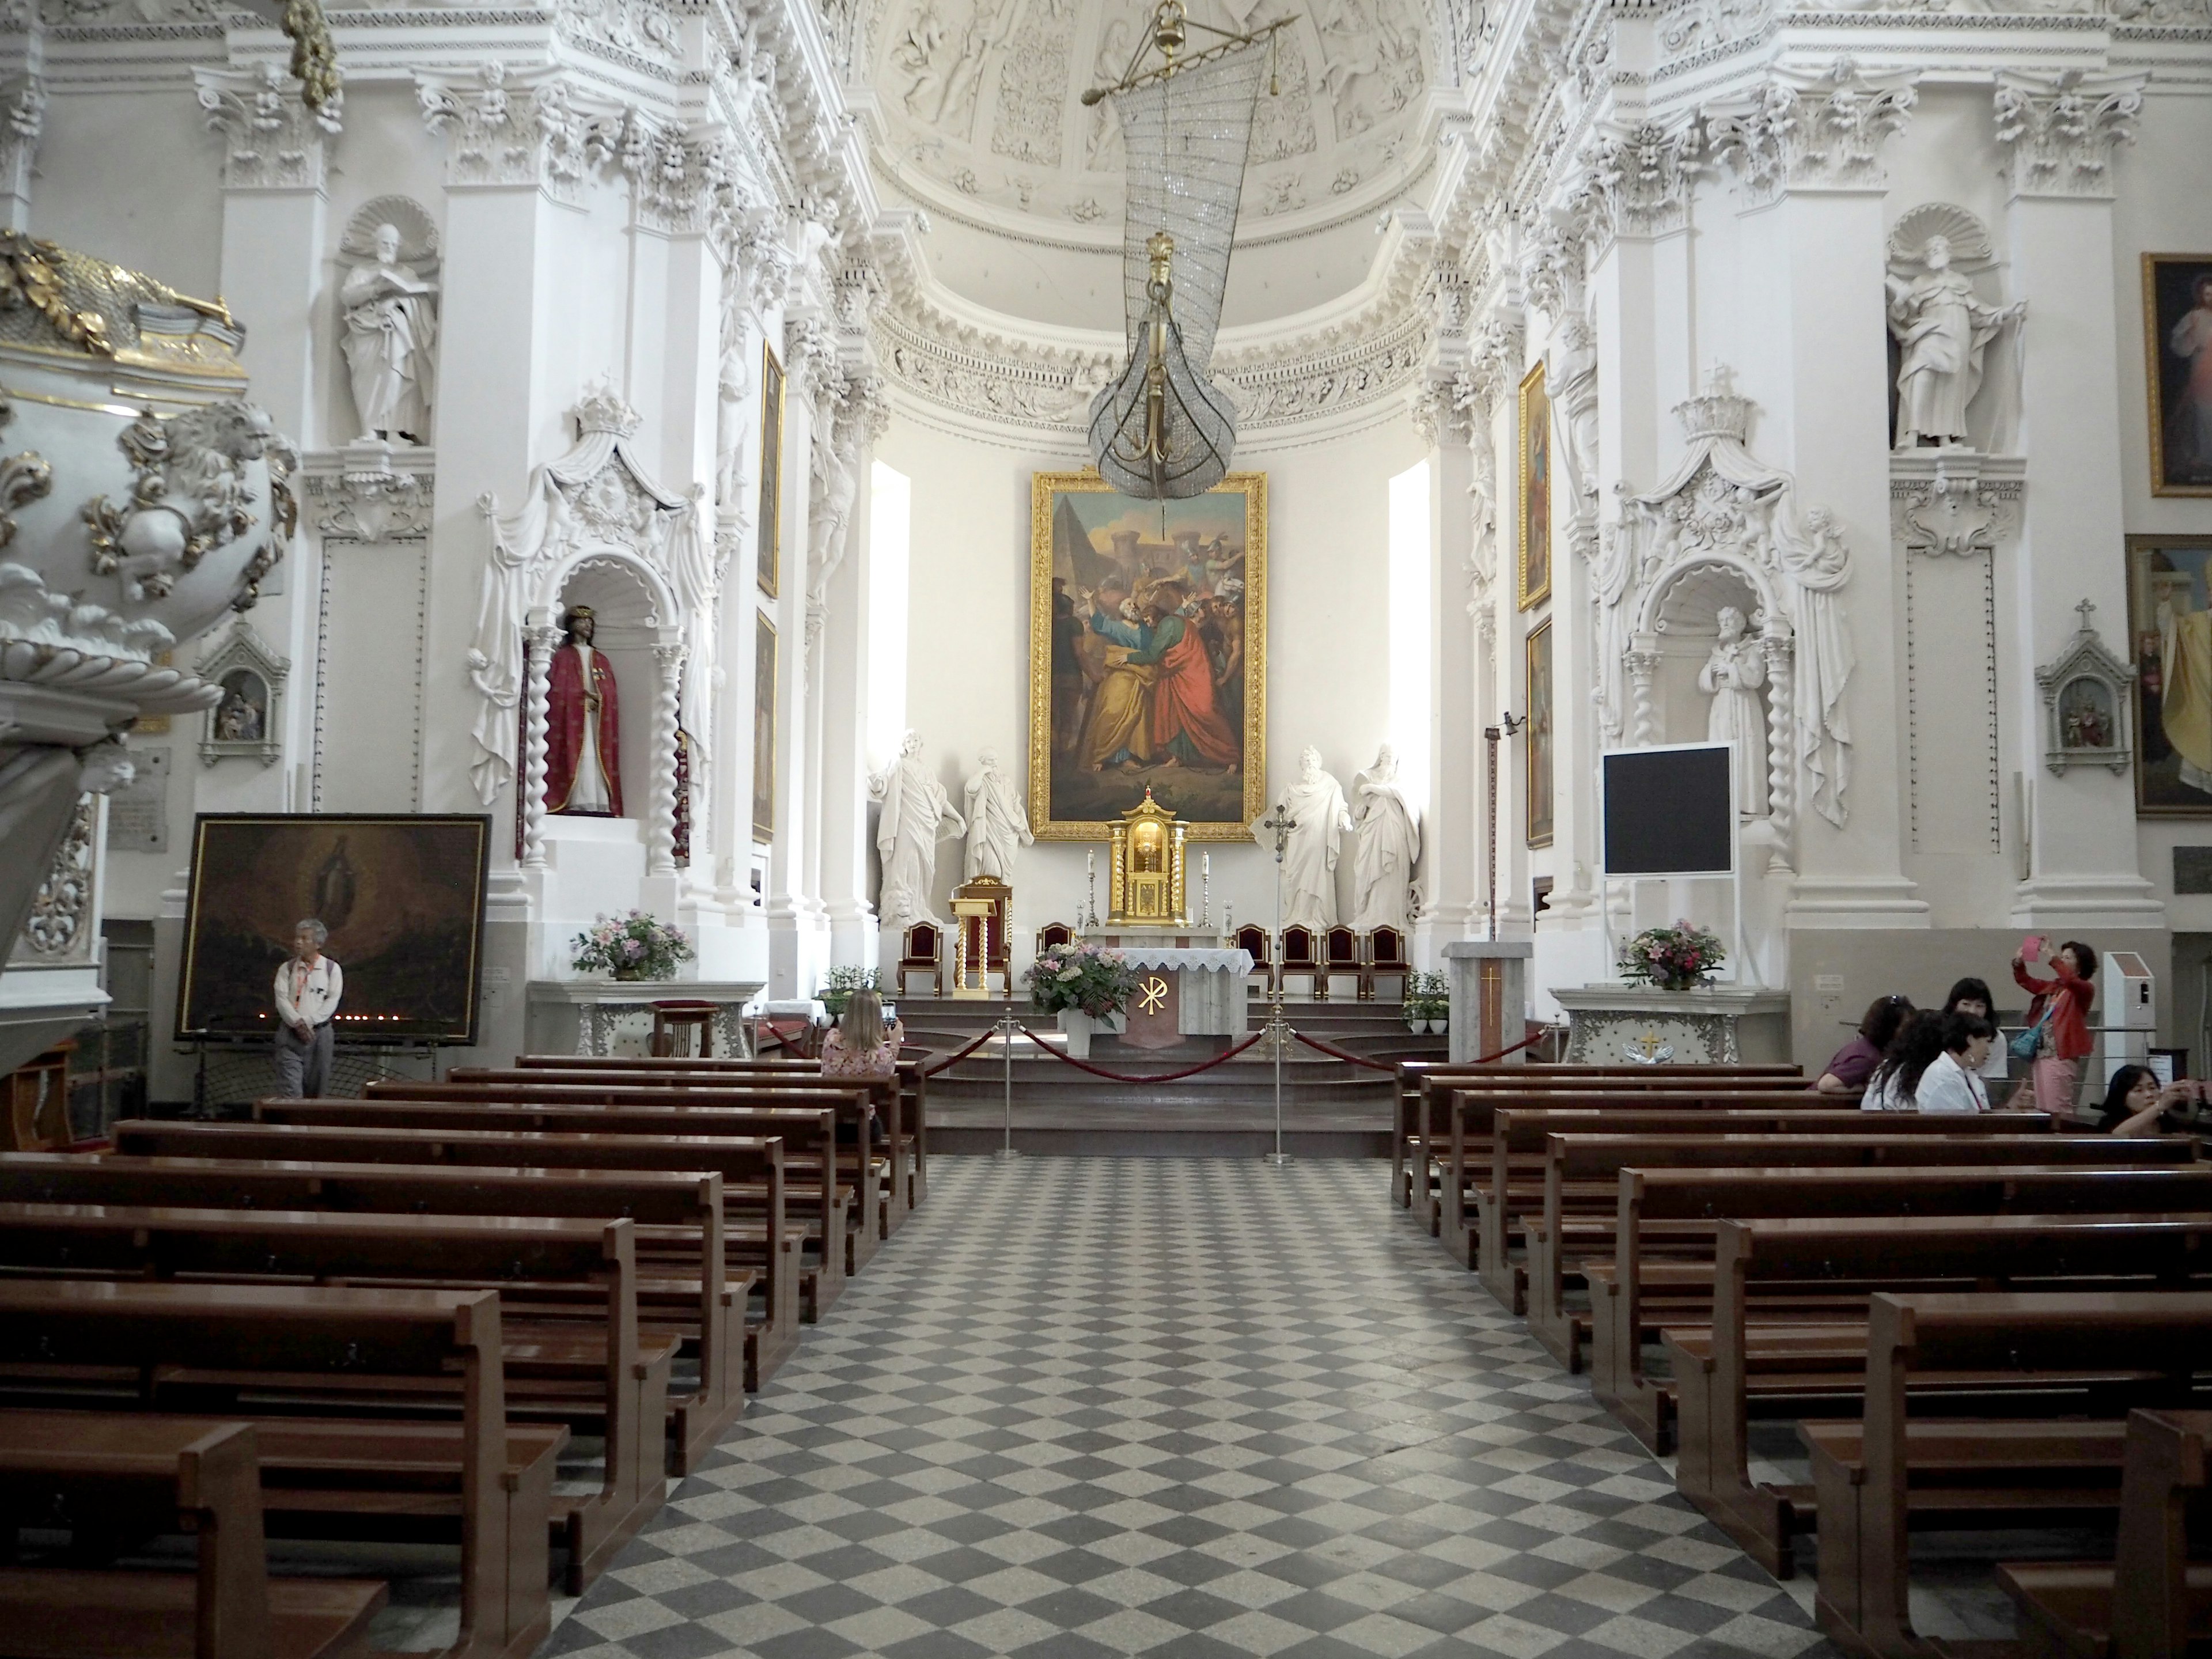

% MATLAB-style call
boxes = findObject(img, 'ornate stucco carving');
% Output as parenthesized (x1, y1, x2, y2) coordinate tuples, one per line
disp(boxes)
(195, 62, 342, 191)
(1993, 69, 2145, 199)
(304, 459, 435, 543)
(17, 793, 95, 961)
(1706, 58, 1917, 203)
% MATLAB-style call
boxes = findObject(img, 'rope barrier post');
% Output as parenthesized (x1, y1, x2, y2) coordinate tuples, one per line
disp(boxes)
(1259, 803, 1298, 1166)
(995, 986, 1019, 1160)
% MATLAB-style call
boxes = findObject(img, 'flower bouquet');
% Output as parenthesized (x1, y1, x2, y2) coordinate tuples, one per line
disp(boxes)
(820, 964, 878, 1020)
(1024, 941, 1139, 1018)
(1618, 919, 1725, 991)
(573, 911, 694, 982)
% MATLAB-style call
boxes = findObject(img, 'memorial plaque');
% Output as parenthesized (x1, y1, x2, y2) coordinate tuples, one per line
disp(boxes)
(2178, 847, 2212, 893)
(107, 748, 169, 854)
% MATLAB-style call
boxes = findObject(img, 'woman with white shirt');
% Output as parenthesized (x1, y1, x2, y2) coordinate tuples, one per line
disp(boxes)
(1863, 1012, 1995, 1113)
(272, 918, 344, 1097)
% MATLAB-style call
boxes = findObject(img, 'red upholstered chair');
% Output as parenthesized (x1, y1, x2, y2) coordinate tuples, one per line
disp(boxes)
(897, 923, 944, 999)
(1233, 923, 1272, 999)
(1277, 926, 1323, 1000)
(1036, 922, 1074, 955)
(1321, 926, 1361, 1002)
(1363, 927, 1412, 1003)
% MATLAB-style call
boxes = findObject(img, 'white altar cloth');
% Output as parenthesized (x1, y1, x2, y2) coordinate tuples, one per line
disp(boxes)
(1104, 947, 1254, 1036)
(1107, 946, 1253, 976)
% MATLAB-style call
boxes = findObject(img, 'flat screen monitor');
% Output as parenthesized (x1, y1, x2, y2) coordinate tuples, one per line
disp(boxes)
(1600, 745, 1734, 877)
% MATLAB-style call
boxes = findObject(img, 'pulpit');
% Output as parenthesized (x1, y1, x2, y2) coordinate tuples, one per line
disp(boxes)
(950, 876, 1010, 999)
(1108, 789, 1190, 927)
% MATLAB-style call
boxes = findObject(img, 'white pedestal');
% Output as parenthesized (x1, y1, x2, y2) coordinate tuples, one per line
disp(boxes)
(1057, 1009, 1127, 1059)
(1550, 984, 1793, 1065)
(1442, 941, 1534, 1065)
(526, 978, 766, 1058)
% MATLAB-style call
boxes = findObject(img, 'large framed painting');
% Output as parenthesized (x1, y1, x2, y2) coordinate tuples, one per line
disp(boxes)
(1029, 469, 1266, 840)
(1518, 360, 1552, 611)
(178, 814, 491, 1043)
(2145, 255, 2212, 497)
(752, 611, 777, 842)
(757, 342, 785, 594)
(1525, 620, 1555, 847)
(2127, 535, 2212, 816)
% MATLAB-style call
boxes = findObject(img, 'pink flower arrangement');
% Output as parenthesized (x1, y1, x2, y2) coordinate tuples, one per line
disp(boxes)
(573, 910, 694, 981)
(1618, 918, 1726, 991)
(1024, 941, 1140, 1017)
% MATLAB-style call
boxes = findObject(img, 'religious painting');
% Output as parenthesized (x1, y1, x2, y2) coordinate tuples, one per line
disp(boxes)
(2145, 256, 2212, 497)
(1525, 620, 1554, 847)
(1028, 469, 1267, 840)
(1518, 361, 1551, 611)
(753, 611, 777, 842)
(757, 342, 785, 594)
(2127, 535, 2212, 815)
(178, 814, 491, 1044)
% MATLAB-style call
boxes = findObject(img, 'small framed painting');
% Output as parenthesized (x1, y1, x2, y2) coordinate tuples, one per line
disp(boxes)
(1525, 620, 1554, 847)
(753, 611, 777, 842)
(1518, 360, 1551, 611)
(757, 343, 786, 594)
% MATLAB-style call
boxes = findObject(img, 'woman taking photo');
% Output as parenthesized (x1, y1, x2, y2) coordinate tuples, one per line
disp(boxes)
(1862, 1011, 1997, 1113)
(2012, 941, 2097, 1120)
(2096, 1065, 2198, 1137)
(821, 989, 904, 1082)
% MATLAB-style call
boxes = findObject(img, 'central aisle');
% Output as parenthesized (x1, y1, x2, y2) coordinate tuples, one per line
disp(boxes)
(546, 1160, 1834, 1659)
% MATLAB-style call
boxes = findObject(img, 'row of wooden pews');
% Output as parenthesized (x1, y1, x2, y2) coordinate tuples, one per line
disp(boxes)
(0, 1048, 929, 1659)
(1390, 1056, 2212, 1659)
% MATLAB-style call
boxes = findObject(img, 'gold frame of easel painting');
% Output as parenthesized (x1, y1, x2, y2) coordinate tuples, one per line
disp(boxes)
(1518, 359, 1552, 611)
(756, 342, 785, 596)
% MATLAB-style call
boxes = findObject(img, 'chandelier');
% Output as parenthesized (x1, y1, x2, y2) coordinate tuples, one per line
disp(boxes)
(1084, 1, 1283, 499)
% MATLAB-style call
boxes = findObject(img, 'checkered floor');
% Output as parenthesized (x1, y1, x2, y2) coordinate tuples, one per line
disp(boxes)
(542, 1158, 1837, 1659)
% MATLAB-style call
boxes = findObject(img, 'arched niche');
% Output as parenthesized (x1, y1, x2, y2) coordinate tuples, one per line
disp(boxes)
(554, 553, 670, 827)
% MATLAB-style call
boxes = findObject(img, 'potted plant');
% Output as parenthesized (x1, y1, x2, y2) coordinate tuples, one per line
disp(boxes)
(573, 911, 694, 983)
(1025, 941, 1139, 1059)
(1406, 971, 1449, 1033)
(819, 965, 878, 1021)
(1618, 919, 1726, 992)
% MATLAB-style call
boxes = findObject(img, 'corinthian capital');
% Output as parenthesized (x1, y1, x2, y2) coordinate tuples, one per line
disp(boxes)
(195, 62, 340, 191)
(415, 63, 621, 199)
(1994, 70, 2145, 200)
(1707, 58, 1916, 203)
(1580, 115, 1706, 245)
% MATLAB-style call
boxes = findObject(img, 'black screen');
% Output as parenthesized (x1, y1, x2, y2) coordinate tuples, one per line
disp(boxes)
(1601, 747, 1734, 876)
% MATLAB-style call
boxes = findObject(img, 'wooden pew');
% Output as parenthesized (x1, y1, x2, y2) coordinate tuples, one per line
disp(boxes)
(353, 1081, 884, 1270)
(0, 1415, 386, 1659)
(238, 1100, 849, 1311)
(1513, 1126, 2188, 1365)
(1798, 1290, 2212, 1659)
(0, 1150, 783, 1451)
(1997, 1408, 2212, 1659)
(1671, 1231, 2212, 1583)
(0, 1203, 666, 1593)
(0, 1281, 542, 1659)
(408, 1072, 901, 1247)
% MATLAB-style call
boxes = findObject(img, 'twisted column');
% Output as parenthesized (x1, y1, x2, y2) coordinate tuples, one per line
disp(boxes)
(520, 623, 559, 869)
(1763, 633, 1796, 865)
(649, 643, 684, 877)
(1624, 647, 1662, 745)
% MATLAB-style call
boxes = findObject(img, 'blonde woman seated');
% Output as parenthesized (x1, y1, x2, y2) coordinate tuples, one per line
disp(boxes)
(822, 989, 904, 1081)
(1862, 1010, 1995, 1113)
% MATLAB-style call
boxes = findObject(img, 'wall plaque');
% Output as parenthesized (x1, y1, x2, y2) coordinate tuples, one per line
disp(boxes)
(107, 749, 169, 854)
(2176, 846, 2212, 893)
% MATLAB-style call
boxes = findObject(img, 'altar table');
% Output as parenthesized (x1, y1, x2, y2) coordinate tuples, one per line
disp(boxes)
(1105, 945, 1254, 1043)
(1549, 984, 1791, 1065)
(525, 979, 767, 1058)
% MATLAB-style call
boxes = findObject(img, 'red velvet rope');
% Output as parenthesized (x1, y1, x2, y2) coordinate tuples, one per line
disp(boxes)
(1286, 1030, 1400, 1072)
(917, 1023, 1007, 1076)
(1013, 1023, 1271, 1082)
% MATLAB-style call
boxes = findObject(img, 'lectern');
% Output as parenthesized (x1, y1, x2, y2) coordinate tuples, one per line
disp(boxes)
(950, 876, 1010, 999)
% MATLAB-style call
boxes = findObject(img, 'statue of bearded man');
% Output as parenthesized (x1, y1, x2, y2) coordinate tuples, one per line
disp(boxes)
(961, 747, 1032, 882)
(869, 730, 965, 929)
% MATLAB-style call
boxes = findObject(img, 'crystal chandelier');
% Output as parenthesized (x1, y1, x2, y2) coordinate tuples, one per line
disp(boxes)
(1084, 1, 1283, 499)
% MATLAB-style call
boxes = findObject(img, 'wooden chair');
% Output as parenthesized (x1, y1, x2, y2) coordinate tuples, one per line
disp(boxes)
(3, 1044, 70, 1152)
(1277, 926, 1323, 999)
(1035, 922, 1074, 956)
(1233, 924, 1271, 999)
(1320, 926, 1361, 1001)
(1363, 927, 1412, 1003)
(897, 923, 944, 998)
(651, 1001, 716, 1058)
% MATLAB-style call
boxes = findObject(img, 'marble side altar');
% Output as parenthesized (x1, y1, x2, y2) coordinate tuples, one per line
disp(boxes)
(1550, 984, 1791, 1065)
(1085, 932, 1252, 1037)
(527, 979, 767, 1057)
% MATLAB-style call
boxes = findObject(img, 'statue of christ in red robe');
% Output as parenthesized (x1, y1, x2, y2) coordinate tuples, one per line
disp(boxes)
(546, 606, 623, 816)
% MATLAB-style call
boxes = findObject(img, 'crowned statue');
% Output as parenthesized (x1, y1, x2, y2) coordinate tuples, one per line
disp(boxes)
(546, 606, 623, 816)
(341, 221, 440, 446)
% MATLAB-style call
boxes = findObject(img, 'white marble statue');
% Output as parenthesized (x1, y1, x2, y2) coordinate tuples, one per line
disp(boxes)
(1886, 234, 2023, 450)
(1698, 606, 1770, 816)
(870, 730, 965, 928)
(961, 747, 1032, 882)
(1270, 745, 1353, 933)
(1350, 744, 1421, 934)
(341, 222, 439, 445)
(713, 282, 751, 515)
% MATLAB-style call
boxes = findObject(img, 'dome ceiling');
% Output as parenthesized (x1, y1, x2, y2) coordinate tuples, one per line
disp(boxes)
(863, 0, 1435, 264)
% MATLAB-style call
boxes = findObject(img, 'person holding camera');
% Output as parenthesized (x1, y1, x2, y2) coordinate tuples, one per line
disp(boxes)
(2097, 1065, 2200, 1137)
(2011, 940, 2097, 1120)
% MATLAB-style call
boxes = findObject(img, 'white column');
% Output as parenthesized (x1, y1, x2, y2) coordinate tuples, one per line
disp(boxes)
(648, 639, 683, 876)
(1417, 426, 1479, 963)
(820, 397, 882, 970)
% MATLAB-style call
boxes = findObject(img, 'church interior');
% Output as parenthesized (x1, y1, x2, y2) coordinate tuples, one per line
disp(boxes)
(4, 0, 2212, 1649)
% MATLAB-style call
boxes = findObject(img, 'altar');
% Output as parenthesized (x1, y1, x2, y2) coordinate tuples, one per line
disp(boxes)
(526, 979, 766, 1058)
(1085, 934, 1253, 1044)
(1550, 984, 1791, 1065)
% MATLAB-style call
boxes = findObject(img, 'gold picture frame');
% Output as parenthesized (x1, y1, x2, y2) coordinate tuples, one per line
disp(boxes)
(752, 611, 777, 842)
(1028, 469, 1267, 840)
(1525, 620, 1554, 847)
(1518, 360, 1552, 610)
(2143, 254, 2212, 497)
(757, 343, 785, 594)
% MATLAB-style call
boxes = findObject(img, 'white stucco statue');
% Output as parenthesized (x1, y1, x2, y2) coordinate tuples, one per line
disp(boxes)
(870, 730, 965, 929)
(1886, 234, 2023, 450)
(713, 285, 751, 515)
(961, 747, 1032, 882)
(341, 222, 439, 445)
(1270, 745, 1353, 933)
(1699, 606, 1770, 816)
(1350, 744, 1421, 934)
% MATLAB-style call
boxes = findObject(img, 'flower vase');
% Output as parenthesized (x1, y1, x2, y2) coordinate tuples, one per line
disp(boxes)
(611, 967, 651, 983)
(1056, 1009, 1126, 1059)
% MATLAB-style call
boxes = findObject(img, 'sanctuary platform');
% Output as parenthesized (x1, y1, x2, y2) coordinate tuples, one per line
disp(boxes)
(899, 997, 1445, 1157)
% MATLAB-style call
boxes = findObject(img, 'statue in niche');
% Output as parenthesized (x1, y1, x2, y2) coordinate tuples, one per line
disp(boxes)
(713, 283, 751, 514)
(1886, 233, 2024, 450)
(1350, 744, 1421, 934)
(546, 605, 624, 817)
(870, 730, 965, 928)
(1698, 605, 1768, 816)
(1268, 745, 1352, 933)
(961, 747, 1033, 881)
(341, 221, 440, 445)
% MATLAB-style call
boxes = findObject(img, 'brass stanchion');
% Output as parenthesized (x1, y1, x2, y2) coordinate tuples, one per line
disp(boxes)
(1258, 804, 1298, 1166)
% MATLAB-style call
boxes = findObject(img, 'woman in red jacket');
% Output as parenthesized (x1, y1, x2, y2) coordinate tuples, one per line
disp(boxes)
(2012, 941, 2097, 1120)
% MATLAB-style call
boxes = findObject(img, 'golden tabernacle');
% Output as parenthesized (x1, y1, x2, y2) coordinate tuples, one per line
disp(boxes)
(1107, 790, 1190, 927)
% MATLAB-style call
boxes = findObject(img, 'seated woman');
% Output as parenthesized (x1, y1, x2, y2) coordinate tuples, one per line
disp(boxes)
(2095, 1064, 2198, 1137)
(1941, 977, 1993, 1020)
(821, 988, 904, 1081)
(1818, 994, 1912, 1093)
(1863, 1011, 1997, 1113)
